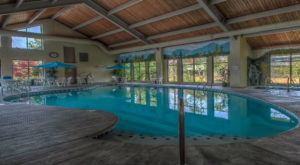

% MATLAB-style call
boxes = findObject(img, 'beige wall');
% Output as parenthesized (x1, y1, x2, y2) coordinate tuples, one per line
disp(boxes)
(0, 19, 117, 82)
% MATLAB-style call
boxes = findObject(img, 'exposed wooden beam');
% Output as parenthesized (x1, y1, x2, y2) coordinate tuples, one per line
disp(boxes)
(0, 28, 110, 54)
(129, 4, 201, 29)
(72, 0, 142, 30)
(110, 20, 300, 54)
(84, 0, 150, 44)
(52, 0, 59, 4)
(210, 0, 226, 5)
(72, 16, 102, 30)
(91, 1, 226, 39)
(108, 0, 143, 15)
(227, 4, 300, 24)
(147, 22, 219, 40)
(15, 0, 25, 9)
(196, 0, 229, 31)
(28, 9, 47, 24)
(51, 6, 73, 20)
(1, 15, 12, 28)
(109, 39, 140, 48)
(1, 0, 25, 28)
(0, 0, 83, 15)
(92, 29, 123, 39)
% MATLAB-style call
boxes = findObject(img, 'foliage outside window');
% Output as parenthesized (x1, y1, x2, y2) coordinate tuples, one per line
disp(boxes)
(134, 88, 146, 105)
(12, 26, 43, 50)
(12, 60, 42, 80)
(213, 56, 228, 84)
(271, 54, 300, 85)
(134, 62, 146, 81)
(214, 92, 229, 119)
(149, 61, 157, 81)
(184, 90, 208, 115)
(124, 63, 131, 81)
(168, 59, 177, 82)
(182, 57, 207, 83)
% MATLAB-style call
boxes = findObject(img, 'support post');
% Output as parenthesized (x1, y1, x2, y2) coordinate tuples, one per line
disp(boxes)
(178, 98, 185, 165)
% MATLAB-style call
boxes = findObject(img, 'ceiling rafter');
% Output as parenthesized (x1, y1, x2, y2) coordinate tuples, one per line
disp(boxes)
(2, 0, 25, 28)
(84, 0, 150, 44)
(226, 3, 300, 24)
(196, 0, 229, 31)
(111, 20, 300, 54)
(91, 1, 226, 40)
(0, 0, 83, 15)
(51, 6, 73, 20)
(72, 0, 143, 31)
(108, 0, 143, 15)
(109, 39, 140, 48)
(28, 9, 47, 25)
(92, 29, 123, 39)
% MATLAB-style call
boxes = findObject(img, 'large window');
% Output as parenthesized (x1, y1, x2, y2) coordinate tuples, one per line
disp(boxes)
(149, 61, 157, 81)
(12, 25, 43, 50)
(133, 62, 146, 81)
(124, 63, 131, 81)
(214, 56, 228, 84)
(183, 58, 194, 82)
(271, 55, 290, 84)
(182, 57, 207, 83)
(12, 60, 42, 80)
(168, 59, 177, 82)
(271, 54, 300, 85)
(292, 54, 300, 84)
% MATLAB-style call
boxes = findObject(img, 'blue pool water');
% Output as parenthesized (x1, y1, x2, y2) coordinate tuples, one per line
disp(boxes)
(11, 86, 298, 138)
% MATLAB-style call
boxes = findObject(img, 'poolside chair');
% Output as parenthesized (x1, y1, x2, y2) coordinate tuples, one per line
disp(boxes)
(1, 79, 13, 95)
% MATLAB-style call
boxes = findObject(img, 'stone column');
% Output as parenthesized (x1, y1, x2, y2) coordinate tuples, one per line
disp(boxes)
(207, 56, 213, 85)
(155, 48, 164, 82)
(229, 36, 251, 88)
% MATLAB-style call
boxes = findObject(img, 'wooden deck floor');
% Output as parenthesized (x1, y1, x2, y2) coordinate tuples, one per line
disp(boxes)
(0, 104, 117, 164)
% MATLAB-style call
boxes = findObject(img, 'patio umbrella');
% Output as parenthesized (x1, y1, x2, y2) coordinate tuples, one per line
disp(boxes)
(34, 61, 75, 69)
(106, 64, 129, 70)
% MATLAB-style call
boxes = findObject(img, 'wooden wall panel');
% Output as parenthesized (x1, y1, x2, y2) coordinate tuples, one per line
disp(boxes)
(136, 9, 213, 36)
(115, 0, 197, 24)
(247, 30, 300, 49)
(78, 19, 119, 37)
(216, 0, 300, 19)
(56, 4, 98, 28)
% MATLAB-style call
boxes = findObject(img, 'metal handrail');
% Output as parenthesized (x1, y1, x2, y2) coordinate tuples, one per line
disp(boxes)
(178, 98, 185, 165)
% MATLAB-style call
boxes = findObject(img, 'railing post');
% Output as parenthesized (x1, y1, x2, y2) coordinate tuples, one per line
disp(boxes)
(179, 98, 185, 165)
(287, 77, 290, 92)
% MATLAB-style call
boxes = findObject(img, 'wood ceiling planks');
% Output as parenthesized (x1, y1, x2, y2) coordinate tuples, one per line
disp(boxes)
(39, 7, 63, 20)
(247, 30, 300, 49)
(5, 10, 35, 25)
(114, 0, 197, 24)
(78, 19, 119, 37)
(93, 0, 129, 11)
(230, 11, 300, 30)
(56, 4, 98, 28)
(216, 0, 300, 19)
(136, 9, 214, 36)
(99, 31, 135, 45)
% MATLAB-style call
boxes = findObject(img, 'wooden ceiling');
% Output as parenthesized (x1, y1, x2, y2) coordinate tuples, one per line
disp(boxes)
(1, 0, 300, 50)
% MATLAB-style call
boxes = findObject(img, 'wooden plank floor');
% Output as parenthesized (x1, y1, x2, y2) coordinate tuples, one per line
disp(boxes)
(0, 104, 117, 164)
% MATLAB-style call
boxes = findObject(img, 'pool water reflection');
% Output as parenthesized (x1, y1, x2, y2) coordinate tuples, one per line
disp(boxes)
(15, 86, 298, 138)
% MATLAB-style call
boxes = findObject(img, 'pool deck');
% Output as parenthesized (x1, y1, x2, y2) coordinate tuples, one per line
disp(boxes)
(1, 85, 300, 165)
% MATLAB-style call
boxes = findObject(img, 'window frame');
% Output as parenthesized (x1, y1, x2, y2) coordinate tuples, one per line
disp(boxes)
(12, 25, 44, 50)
